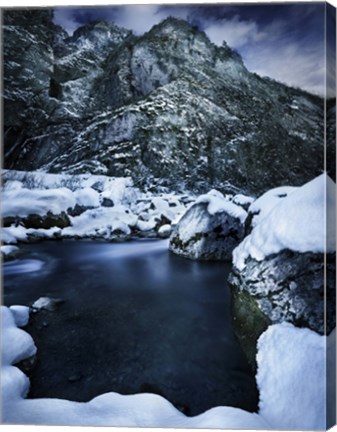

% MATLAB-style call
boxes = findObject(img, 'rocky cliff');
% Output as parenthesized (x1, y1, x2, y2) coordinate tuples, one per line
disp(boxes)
(3, 9, 329, 195)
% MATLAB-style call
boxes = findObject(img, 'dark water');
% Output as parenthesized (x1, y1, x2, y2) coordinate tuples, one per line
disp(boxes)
(3, 239, 258, 416)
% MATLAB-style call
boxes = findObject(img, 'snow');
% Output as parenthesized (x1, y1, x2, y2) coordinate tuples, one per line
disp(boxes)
(63, 206, 136, 238)
(233, 174, 336, 270)
(256, 322, 327, 430)
(100, 177, 136, 206)
(195, 189, 247, 223)
(248, 185, 298, 228)
(2, 187, 76, 218)
(1, 305, 328, 429)
(136, 218, 157, 232)
(2, 225, 61, 244)
(1, 306, 36, 369)
(2, 170, 191, 243)
(9, 306, 30, 327)
(2, 225, 29, 244)
(73, 187, 100, 208)
(2, 170, 135, 200)
(32, 297, 55, 311)
(158, 224, 172, 237)
(2, 180, 23, 191)
(232, 193, 255, 207)
(1, 245, 19, 256)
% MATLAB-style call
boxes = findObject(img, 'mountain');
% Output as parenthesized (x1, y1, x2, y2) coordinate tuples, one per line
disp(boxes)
(3, 9, 331, 195)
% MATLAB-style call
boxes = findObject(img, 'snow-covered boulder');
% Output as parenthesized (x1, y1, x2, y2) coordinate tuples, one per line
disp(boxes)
(32, 297, 65, 312)
(243, 185, 298, 234)
(158, 224, 172, 239)
(231, 194, 254, 211)
(169, 190, 247, 261)
(1, 245, 21, 261)
(229, 174, 336, 367)
(2, 187, 75, 229)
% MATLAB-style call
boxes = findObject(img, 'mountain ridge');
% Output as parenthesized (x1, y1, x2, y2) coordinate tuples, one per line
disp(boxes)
(3, 9, 331, 195)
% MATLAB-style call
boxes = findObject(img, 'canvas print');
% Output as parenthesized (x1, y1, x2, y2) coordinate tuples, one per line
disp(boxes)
(1, 2, 336, 430)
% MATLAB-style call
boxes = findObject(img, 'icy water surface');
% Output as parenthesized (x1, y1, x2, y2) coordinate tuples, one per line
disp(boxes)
(3, 239, 258, 416)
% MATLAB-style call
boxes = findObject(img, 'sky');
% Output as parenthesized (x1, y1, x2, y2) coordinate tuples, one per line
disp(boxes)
(53, 3, 336, 97)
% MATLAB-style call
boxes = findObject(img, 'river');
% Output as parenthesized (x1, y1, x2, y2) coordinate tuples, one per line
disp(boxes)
(3, 239, 258, 416)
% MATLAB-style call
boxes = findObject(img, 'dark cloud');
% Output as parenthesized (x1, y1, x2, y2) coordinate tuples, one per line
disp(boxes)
(53, 3, 329, 96)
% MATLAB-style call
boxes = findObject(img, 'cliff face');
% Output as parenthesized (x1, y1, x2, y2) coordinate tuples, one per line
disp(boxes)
(3, 9, 327, 194)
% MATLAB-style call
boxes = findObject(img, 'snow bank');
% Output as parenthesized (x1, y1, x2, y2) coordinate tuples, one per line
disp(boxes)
(195, 189, 247, 223)
(1, 307, 36, 403)
(2, 187, 76, 218)
(257, 322, 327, 430)
(2, 171, 138, 215)
(2, 225, 29, 244)
(2, 170, 191, 242)
(8, 306, 30, 327)
(63, 205, 137, 238)
(1, 245, 19, 256)
(233, 174, 336, 270)
(2, 170, 133, 195)
(73, 187, 100, 208)
(2, 226, 61, 244)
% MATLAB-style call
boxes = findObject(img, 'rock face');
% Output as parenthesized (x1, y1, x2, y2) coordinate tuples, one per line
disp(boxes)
(3, 9, 329, 195)
(229, 251, 336, 368)
(169, 202, 245, 261)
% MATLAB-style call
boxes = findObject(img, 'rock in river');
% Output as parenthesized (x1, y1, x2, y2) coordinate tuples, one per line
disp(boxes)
(169, 190, 247, 261)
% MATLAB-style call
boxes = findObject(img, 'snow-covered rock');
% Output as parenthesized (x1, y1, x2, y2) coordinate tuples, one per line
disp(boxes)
(244, 185, 298, 233)
(229, 174, 336, 367)
(1, 170, 191, 243)
(31, 297, 65, 312)
(231, 193, 255, 211)
(73, 187, 100, 208)
(169, 190, 247, 261)
(9, 306, 30, 327)
(233, 174, 336, 270)
(1, 245, 20, 261)
(2, 187, 76, 220)
(1, 245, 19, 255)
(63, 206, 135, 240)
(158, 224, 172, 239)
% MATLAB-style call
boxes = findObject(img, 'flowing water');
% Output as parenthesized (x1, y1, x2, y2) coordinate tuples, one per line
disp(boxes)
(3, 239, 258, 416)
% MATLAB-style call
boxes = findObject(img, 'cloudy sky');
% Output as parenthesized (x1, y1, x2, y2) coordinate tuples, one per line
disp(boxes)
(53, 3, 336, 96)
